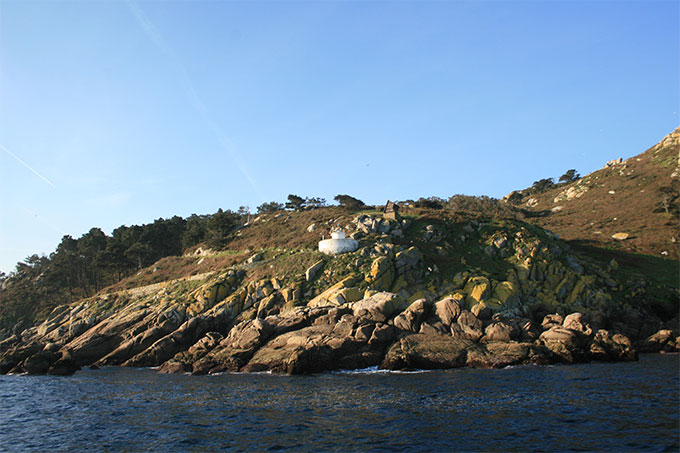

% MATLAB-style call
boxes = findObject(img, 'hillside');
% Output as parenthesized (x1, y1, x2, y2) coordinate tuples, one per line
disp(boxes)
(0, 130, 678, 376)
(1, 201, 677, 376)
(511, 127, 680, 260)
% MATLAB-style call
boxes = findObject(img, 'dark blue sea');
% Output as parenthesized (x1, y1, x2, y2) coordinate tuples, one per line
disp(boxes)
(0, 354, 678, 452)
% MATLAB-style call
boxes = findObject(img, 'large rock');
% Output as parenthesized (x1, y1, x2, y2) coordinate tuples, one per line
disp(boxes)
(241, 307, 391, 374)
(48, 351, 80, 375)
(394, 247, 421, 274)
(466, 342, 552, 368)
(589, 330, 637, 361)
(242, 325, 336, 374)
(369, 323, 395, 345)
(159, 331, 225, 374)
(483, 321, 519, 342)
(365, 257, 395, 291)
(541, 313, 564, 331)
(226, 318, 273, 351)
(123, 316, 208, 368)
(192, 319, 274, 374)
(539, 326, 590, 363)
(639, 329, 679, 353)
(22, 351, 58, 374)
(97, 323, 177, 366)
(433, 297, 462, 327)
(305, 260, 325, 282)
(267, 308, 319, 335)
(0, 342, 43, 374)
(352, 292, 406, 323)
(471, 302, 492, 320)
(36, 306, 71, 338)
(0, 335, 21, 354)
(519, 319, 541, 341)
(65, 308, 150, 365)
(493, 281, 518, 304)
(393, 299, 429, 332)
(464, 277, 491, 306)
(256, 294, 280, 319)
(381, 334, 470, 370)
(308, 276, 360, 308)
(456, 310, 483, 341)
(562, 312, 593, 336)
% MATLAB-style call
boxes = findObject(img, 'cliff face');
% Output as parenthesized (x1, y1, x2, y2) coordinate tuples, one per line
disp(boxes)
(1, 207, 676, 376)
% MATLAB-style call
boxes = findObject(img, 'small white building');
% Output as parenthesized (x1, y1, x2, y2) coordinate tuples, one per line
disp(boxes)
(319, 229, 358, 255)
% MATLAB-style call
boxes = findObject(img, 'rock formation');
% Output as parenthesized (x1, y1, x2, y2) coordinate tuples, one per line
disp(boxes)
(2, 210, 674, 376)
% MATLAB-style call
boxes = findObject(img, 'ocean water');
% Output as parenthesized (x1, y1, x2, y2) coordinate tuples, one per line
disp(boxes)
(0, 354, 677, 452)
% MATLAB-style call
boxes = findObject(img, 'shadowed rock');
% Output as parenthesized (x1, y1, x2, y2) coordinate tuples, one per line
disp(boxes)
(381, 333, 470, 370)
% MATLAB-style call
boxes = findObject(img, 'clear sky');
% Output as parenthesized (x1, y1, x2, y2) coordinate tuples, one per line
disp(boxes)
(0, 0, 678, 274)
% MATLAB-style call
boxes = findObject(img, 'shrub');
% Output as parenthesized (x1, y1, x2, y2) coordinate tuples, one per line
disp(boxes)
(334, 194, 365, 210)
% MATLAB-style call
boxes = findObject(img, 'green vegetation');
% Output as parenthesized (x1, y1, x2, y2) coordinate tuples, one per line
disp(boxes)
(570, 241, 680, 319)
(504, 169, 582, 203)
(285, 194, 306, 211)
(0, 210, 247, 331)
(559, 169, 581, 183)
(285, 194, 327, 211)
(334, 194, 365, 210)
(656, 184, 679, 215)
(1, 128, 678, 335)
(257, 201, 284, 213)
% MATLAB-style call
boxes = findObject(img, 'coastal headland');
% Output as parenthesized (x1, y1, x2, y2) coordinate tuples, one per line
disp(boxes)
(1, 129, 678, 376)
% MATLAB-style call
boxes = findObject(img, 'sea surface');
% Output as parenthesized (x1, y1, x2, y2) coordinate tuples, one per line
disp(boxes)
(0, 354, 677, 452)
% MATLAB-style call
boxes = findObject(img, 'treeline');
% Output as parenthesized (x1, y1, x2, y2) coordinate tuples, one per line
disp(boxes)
(505, 169, 581, 203)
(400, 195, 522, 219)
(0, 195, 370, 331)
(0, 190, 522, 332)
(256, 194, 365, 213)
(0, 210, 248, 331)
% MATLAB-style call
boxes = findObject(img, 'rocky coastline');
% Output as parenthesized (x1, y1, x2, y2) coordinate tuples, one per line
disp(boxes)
(1, 206, 678, 377)
(0, 288, 676, 377)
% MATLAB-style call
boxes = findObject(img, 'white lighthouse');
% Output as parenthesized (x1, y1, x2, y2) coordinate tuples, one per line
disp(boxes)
(318, 229, 359, 255)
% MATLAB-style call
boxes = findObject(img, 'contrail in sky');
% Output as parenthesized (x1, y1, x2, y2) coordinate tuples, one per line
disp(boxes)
(0, 144, 56, 188)
(126, 0, 261, 196)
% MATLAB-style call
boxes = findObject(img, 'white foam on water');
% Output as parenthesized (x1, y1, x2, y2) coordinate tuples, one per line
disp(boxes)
(330, 366, 434, 375)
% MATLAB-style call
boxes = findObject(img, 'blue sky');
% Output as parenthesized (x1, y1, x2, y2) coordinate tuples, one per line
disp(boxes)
(0, 0, 678, 274)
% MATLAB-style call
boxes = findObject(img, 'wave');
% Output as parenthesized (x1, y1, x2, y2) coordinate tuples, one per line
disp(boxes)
(329, 366, 435, 375)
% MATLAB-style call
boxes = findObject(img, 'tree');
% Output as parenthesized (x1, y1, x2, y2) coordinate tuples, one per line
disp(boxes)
(78, 228, 108, 292)
(414, 197, 444, 209)
(285, 194, 306, 211)
(52, 235, 83, 300)
(112, 224, 143, 249)
(125, 242, 153, 270)
(183, 214, 207, 249)
(305, 197, 326, 209)
(257, 201, 284, 213)
(658, 186, 679, 215)
(205, 208, 238, 249)
(105, 239, 130, 282)
(505, 191, 523, 204)
(559, 169, 580, 183)
(530, 178, 555, 194)
(334, 194, 365, 210)
(238, 206, 251, 224)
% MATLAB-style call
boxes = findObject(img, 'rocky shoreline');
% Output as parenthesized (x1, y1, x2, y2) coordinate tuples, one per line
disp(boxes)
(1, 291, 676, 377)
(1, 209, 678, 377)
